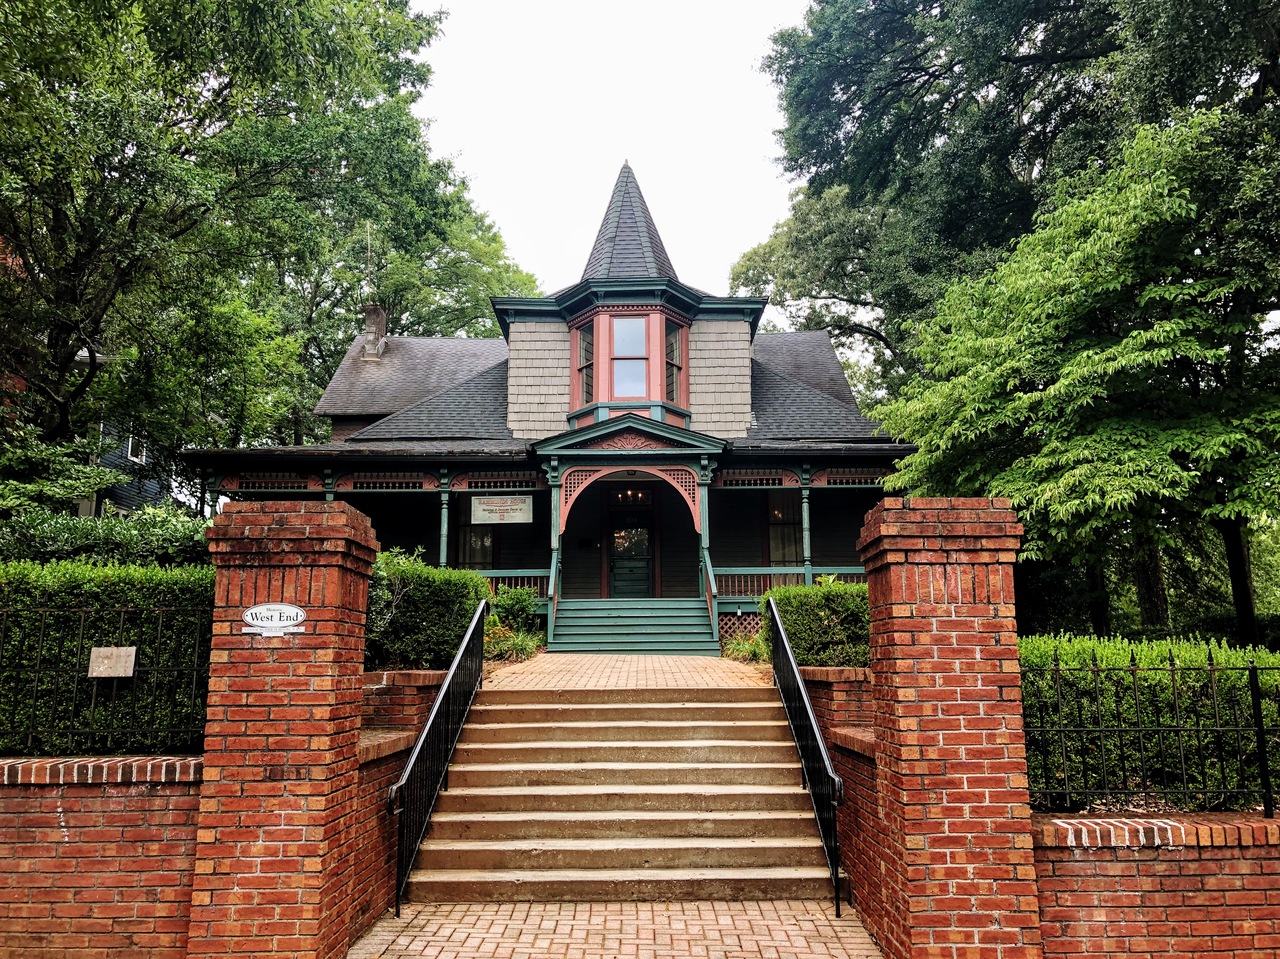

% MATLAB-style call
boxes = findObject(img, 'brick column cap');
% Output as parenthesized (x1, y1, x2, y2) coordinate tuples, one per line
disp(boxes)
(857, 496, 1022, 572)
(206, 500, 379, 568)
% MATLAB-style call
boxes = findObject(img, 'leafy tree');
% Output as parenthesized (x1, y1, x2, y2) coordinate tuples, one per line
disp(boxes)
(874, 110, 1280, 644)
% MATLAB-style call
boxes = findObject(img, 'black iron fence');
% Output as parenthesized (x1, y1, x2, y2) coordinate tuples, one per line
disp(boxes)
(1023, 649, 1279, 817)
(0, 606, 213, 756)
(386, 600, 486, 913)
(767, 597, 844, 915)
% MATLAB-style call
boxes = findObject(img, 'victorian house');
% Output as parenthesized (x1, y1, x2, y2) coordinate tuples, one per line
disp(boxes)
(195, 165, 904, 653)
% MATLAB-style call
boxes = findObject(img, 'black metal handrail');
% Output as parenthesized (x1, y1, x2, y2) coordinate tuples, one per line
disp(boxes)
(1023, 648, 1278, 816)
(767, 597, 844, 915)
(386, 600, 487, 912)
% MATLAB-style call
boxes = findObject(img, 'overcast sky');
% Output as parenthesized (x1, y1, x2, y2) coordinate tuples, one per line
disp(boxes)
(413, 1, 813, 296)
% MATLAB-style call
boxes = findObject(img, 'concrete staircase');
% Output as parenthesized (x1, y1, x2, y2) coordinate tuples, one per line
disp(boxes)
(548, 598, 719, 656)
(404, 686, 832, 902)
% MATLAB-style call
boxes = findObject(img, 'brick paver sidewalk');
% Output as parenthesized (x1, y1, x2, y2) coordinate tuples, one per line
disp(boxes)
(485, 653, 771, 689)
(348, 900, 883, 959)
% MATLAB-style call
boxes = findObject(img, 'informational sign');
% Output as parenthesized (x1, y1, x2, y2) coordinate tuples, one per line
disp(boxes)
(471, 495, 533, 524)
(242, 603, 307, 637)
(88, 646, 136, 678)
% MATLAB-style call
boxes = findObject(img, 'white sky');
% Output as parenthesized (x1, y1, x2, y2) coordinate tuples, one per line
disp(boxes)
(412, 1, 813, 296)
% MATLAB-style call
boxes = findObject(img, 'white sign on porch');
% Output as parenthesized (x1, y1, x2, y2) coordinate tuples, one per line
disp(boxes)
(242, 603, 307, 637)
(471, 495, 533, 524)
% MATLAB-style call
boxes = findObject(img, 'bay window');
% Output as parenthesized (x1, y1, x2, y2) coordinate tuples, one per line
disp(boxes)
(569, 312, 689, 414)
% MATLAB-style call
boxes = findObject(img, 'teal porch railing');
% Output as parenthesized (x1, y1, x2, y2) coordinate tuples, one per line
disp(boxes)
(715, 566, 866, 607)
(476, 569, 551, 606)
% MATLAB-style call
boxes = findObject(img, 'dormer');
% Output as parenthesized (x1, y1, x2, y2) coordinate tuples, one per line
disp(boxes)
(492, 163, 765, 441)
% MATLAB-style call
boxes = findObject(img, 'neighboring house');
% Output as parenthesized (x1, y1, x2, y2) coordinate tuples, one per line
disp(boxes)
(89, 423, 170, 516)
(192, 164, 907, 646)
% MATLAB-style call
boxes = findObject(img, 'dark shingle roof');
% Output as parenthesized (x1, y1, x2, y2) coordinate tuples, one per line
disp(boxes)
(581, 163, 678, 281)
(751, 331, 857, 409)
(351, 361, 517, 445)
(314, 337, 508, 416)
(742, 358, 880, 448)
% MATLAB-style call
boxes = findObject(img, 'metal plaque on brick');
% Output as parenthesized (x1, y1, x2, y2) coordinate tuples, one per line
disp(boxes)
(242, 603, 307, 636)
(88, 646, 137, 678)
(471, 495, 533, 524)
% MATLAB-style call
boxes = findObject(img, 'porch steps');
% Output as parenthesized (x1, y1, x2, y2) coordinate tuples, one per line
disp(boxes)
(549, 598, 718, 655)
(404, 686, 832, 902)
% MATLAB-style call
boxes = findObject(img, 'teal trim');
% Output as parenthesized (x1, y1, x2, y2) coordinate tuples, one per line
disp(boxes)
(535, 412, 724, 457)
(438, 490, 450, 567)
(547, 551, 560, 645)
(702, 547, 719, 647)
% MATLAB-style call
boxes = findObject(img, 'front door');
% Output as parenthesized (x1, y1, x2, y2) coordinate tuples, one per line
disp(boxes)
(609, 511, 652, 598)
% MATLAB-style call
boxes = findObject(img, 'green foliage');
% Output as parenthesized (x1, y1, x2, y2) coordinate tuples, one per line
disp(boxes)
(365, 551, 489, 670)
(483, 627, 544, 664)
(1019, 633, 1280, 812)
(0, 420, 126, 515)
(0, 507, 209, 566)
(490, 585, 539, 634)
(761, 581, 870, 667)
(722, 631, 771, 664)
(0, 560, 215, 755)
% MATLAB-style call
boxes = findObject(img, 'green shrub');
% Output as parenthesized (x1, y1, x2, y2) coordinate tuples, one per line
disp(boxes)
(365, 552, 490, 670)
(490, 584, 539, 633)
(0, 506, 210, 566)
(723, 631, 771, 663)
(1020, 633, 1280, 813)
(0, 561, 216, 756)
(484, 629, 544, 663)
(761, 581, 870, 667)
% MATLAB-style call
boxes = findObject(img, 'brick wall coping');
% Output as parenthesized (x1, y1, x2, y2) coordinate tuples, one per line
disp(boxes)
(0, 755, 202, 786)
(359, 729, 417, 765)
(1033, 812, 1280, 850)
(828, 726, 876, 758)
(798, 666, 872, 683)
(363, 669, 447, 688)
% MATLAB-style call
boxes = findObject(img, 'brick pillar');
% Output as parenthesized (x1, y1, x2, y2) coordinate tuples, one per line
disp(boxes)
(188, 502, 378, 959)
(856, 497, 1042, 959)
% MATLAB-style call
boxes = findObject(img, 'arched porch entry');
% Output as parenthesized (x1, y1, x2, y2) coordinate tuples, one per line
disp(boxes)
(557, 466, 702, 599)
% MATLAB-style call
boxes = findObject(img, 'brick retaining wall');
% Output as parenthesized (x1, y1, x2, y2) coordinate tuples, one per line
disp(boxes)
(0, 757, 202, 959)
(1033, 814, 1280, 957)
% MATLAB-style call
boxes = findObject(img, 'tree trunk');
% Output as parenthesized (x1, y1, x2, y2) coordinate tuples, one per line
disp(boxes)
(1133, 527, 1170, 629)
(1214, 516, 1259, 647)
(1085, 558, 1111, 636)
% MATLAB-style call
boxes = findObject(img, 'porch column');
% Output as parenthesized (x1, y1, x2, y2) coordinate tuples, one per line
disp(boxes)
(438, 479, 450, 568)
(801, 483, 813, 584)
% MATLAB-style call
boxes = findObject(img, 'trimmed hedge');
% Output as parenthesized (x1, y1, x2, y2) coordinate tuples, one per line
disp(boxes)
(1020, 633, 1280, 813)
(761, 581, 870, 667)
(365, 552, 490, 670)
(0, 561, 216, 756)
(0, 507, 211, 566)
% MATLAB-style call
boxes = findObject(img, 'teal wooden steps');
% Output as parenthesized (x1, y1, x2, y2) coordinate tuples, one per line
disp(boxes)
(549, 599, 719, 656)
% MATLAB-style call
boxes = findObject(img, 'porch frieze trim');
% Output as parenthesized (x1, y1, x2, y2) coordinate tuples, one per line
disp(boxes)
(559, 464, 702, 535)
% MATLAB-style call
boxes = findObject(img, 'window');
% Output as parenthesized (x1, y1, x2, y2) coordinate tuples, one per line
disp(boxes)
(126, 435, 146, 464)
(577, 325, 594, 406)
(457, 502, 494, 569)
(611, 316, 647, 398)
(664, 320, 682, 404)
(768, 490, 802, 566)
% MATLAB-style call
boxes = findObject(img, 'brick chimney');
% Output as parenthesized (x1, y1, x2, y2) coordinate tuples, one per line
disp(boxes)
(362, 303, 387, 359)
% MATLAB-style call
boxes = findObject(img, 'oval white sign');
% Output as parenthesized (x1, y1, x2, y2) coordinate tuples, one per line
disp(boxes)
(242, 603, 307, 634)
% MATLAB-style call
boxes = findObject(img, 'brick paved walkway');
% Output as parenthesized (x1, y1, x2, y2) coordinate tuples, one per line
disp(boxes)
(485, 653, 771, 689)
(349, 901, 883, 959)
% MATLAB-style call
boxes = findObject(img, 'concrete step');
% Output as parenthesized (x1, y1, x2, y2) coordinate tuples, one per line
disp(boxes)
(444, 761, 804, 788)
(457, 720, 792, 744)
(432, 783, 813, 813)
(416, 835, 827, 871)
(427, 809, 820, 841)
(466, 702, 786, 724)
(473, 687, 778, 706)
(451, 739, 800, 765)
(404, 865, 834, 902)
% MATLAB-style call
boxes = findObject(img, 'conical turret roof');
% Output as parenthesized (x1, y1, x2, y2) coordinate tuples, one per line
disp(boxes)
(580, 162, 678, 282)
